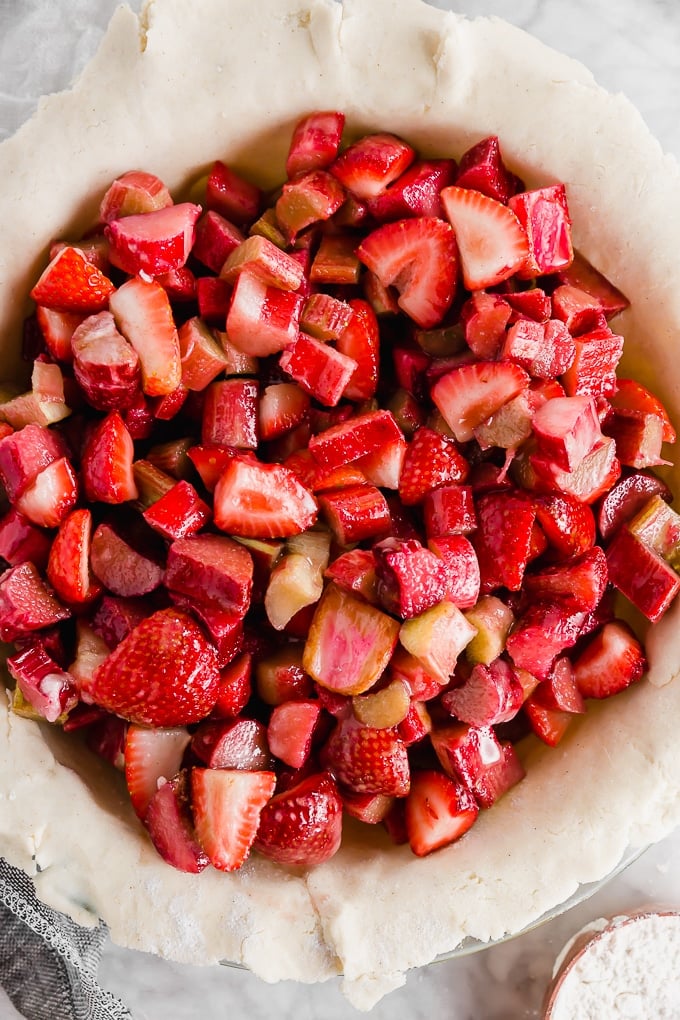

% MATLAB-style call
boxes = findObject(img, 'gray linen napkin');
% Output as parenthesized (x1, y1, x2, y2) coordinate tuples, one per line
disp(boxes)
(0, 858, 131, 1020)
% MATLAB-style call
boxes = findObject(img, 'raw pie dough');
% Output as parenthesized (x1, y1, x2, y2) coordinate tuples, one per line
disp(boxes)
(1, 0, 680, 1009)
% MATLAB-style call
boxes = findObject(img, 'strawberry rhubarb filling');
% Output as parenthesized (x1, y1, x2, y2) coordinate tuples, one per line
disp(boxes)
(1, 112, 678, 872)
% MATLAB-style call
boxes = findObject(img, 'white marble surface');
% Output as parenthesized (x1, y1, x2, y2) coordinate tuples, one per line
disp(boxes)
(1, 0, 679, 1017)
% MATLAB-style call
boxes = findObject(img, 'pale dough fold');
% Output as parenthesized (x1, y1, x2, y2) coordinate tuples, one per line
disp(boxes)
(1, 0, 680, 1010)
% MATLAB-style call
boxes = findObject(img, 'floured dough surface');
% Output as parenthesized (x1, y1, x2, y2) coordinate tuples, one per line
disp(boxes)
(1, 0, 680, 1010)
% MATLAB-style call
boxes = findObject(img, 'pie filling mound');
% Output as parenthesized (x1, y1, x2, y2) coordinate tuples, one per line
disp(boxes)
(1, 111, 678, 875)
(1, 1, 680, 1009)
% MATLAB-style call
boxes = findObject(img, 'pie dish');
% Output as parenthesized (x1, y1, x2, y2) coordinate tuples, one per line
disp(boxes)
(1, 0, 680, 1010)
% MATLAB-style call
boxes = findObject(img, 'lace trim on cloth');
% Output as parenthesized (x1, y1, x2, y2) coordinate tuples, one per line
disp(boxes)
(0, 858, 131, 1020)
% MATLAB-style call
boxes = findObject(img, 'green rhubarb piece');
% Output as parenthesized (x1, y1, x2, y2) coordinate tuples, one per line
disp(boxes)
(464, 595, 516, 665)
(629, 494, 680, 572)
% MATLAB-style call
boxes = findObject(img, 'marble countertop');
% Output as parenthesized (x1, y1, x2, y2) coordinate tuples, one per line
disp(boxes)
(1, 0, 680, 1017)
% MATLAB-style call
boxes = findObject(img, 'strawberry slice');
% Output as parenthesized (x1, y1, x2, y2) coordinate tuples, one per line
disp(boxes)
(124, 723, 191, 819)
(440, 185, 529, 290)
(323, 716, 410, 796)
(14, 456, 79, 528)
(573, 620, 646, 699)
(356, 217, 457, 329)
(106, 202, 201, 276)
(398, 426, 469, 505)
(455, 135, 521, 204)
(144, 772, 209, 874)
(366, 159, 457, 222)
(30, 246, 115, 314)
(191, 767, 276, 872)
(259, 383, 310, 442)
(0, 562, 70, 642)
(330, 132, 415, 199)
(47, 508, 101, 605)
(109, 278, 181, 397)
(472, 491, 537, 593)
(213, 456, 318, 539)
(35, 306, 83, 362)
(81, 411, 138, 504)
(405, 769, 479, 857)
(334, 298, 380, 402)
(534, 492, 596, 559)
(90, 607, 220, 726)
(431, 361, 529, 443)
(254, 771, 343, 866)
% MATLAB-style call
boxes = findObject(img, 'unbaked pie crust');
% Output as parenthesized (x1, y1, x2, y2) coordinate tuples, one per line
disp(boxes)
(1, 0, 680, 1009)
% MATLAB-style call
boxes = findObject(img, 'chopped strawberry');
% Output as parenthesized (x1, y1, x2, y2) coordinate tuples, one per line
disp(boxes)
(472, 490, 536, 592)
(523, 697, 573, 747)
(0, 508, 51, 569)
(286, 110, 345, 178)
(323, 548, 379, 603)
(35, 306, 83, 362)
(427, 534, 481, 609)
(254, 771, 343, 866)
(533, 656, 585, 714)
(374, 537, 448, 619)
(357, 217, 457, 329)
(366, 159, 456, 222)
(0, 562, 70, 642)
(523, 545, 607, 612)
(90, 607, 220, 726)
(192, 767, 276, 872)
(99, 169, 173, 222)
(106, 202, 201, 276)
(405, 769, 479, 857)
(455, 135, 520, 204)
(508, 184, 573, 277)
(323, 715, 410, 796)
(440, 185, 529, 289)
(211, 652, 252, 719)
(47, 508, 101, 605)
(71, 311, 141, 411)
(398, 426, 469, 506)
(430, 723, 525, 807)
(191, 717, 271, 770)
(81, 411, 138, 504)
(534, 492, 597, 559)
(213, 457, 317, 539)
(109, 277, 181, 398)
(124, 723, 191, 819)
(505, 601, 587, 679)
(573, 620, 646, 699)
(334, 298, 380, 402)
(30, 246, 114, 314)
(355, 433, 407, 490)
(331, 132, 415, 199)
(431, 360, 529, 443)
(303, 583, 399, 695)
(144, 772, 209, 874)
(15, 456, 79, 528)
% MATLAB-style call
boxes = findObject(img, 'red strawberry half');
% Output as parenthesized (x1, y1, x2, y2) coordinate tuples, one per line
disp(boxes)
(254, 771, 343, 866)
(440, 185, 529, 289)
(192, 767, 276, 872)
(90, 607, 220, 726)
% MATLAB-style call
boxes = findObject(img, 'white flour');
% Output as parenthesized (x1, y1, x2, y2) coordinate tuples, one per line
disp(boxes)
(549, 913, 680, 1019)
